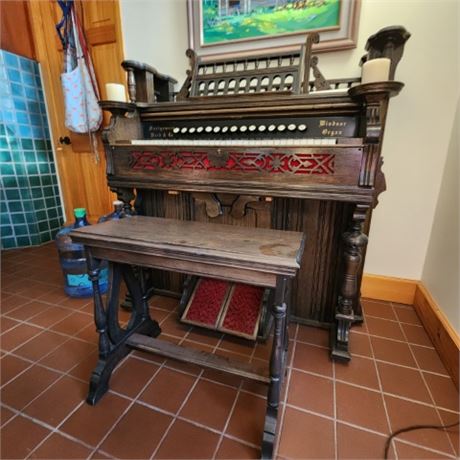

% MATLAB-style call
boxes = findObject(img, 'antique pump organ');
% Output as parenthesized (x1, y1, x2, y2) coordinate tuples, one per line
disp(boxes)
(101, 26, 410, 360)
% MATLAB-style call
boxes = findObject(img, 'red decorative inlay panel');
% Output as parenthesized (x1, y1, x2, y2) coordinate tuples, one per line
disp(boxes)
(129, 151, 334, 175)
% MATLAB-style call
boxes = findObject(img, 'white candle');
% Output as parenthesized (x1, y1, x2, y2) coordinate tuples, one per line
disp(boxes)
(105, 83, 126, 102)
(361, 58, 391, 84)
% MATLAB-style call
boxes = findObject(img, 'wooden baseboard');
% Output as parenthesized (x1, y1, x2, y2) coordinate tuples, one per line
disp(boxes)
(361, 274, 417, 305)
(413, 283, 459, 389)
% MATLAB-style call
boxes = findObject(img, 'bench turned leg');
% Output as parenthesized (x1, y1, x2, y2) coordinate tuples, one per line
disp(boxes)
(262, 277, 288, 460)
(85, 250, 161, 405)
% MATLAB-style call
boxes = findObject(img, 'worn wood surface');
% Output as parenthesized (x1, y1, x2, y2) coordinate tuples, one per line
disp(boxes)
(127, 333, 270, 383)
(70, 216, 305, 278)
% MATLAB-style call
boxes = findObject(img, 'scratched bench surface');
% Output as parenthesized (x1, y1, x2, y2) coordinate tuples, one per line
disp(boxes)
(70, 215, 305, 272)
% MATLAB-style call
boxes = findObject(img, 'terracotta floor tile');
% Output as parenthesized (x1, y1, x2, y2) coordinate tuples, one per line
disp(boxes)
(401, 323, 433, 347)
(180, 379, 238, 430)
(335, 355, 380, 390)
(0, 414, 51, 459)
(296, 325, 329, 347)
(90, 450, 112, 459)
(131, 349, 166, 366)
(101, 403, 172, 459)
(13, 330, 68, 361)
(349, 331, 373, 357)
(58, 296, 92, 310)
(15, 281, 57, 299)
(29, 432, 93, 459)
(111, 356, 159, 398)
(215, 437, 260, 459)
(29, 305, 73, 328)
(74, 323, 98, 345)
(154, 419, 220, 459)
(241, 377, 269, 397)
(292, 342, 332, 377)
(219, 334, 256, 356)
(371, 336, 417, 367)
(36, 287, 68, 305)
(385, 395, 454, 454)
(278, 406, 334, 459)
(393, 304, 422, 325)
(411, 345, 449, 375)
(24, 375, 86, 426)
(149, 295, 179, 311)
(160, 316, 191, 338)
(253, 336, 273, 361)
(363, 299, 397, 320)
(395, 441, 452, 459)
(68, 349, 98, 381)
(0, 406, 16, 426)
(150, 307, 172, 325)
(0, 354, 31, 385)
(366, 316, 405, 341)
(50, 311, 94, 336)
(423, 372, 459, 411)
(61, 392, 130, 447)
(39, 338, 96, 373)
(378, 362, 432, 403)
(1, 323, 42, 351)
(336, 382, 389, 433)
(0, 317, 20, 333)
(1, 364, 61, 410)
(186, 327, 222, 347)
(337, 423, 389, 459)
(227, 392, 266, 445)
(287, 369, 333, 417)
(139, 367, 197, 414)
(438, 409, 459, 457)
(4, 300, 46, 322)
(0, 294, 31, 313)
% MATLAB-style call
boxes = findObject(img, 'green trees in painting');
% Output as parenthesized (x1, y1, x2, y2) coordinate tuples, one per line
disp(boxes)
(202, 0, 340, 44)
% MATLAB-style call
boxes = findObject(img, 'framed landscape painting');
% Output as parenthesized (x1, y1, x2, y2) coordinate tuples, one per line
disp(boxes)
(188, 0, 361, 58)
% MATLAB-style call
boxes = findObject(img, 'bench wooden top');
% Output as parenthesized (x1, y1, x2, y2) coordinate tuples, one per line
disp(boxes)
(70, 216, 305, 280)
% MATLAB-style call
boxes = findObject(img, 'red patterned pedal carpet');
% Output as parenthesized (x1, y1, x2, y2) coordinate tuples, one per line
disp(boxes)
(181, 278, 265, 340)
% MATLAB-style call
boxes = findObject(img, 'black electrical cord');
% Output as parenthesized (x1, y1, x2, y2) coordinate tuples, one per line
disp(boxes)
(384, 421, 459, 459)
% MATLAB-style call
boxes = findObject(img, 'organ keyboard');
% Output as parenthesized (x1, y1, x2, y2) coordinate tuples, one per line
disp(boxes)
(101, 26, 410, 360)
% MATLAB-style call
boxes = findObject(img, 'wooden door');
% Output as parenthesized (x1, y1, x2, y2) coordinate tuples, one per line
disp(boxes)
(28, 0, 126, 222)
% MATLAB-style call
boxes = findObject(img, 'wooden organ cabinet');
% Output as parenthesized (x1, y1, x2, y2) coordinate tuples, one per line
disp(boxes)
(100, 26, 410, 360)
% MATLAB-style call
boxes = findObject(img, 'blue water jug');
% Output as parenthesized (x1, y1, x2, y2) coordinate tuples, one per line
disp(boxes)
(55, 208, 108, 297)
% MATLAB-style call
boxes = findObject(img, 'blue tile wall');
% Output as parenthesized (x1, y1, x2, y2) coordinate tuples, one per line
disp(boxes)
(0, 50, 63, 249)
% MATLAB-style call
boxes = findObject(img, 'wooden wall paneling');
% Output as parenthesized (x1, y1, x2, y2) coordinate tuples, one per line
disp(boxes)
(0, 1, 35, 59)
(28, 0, 126, 222)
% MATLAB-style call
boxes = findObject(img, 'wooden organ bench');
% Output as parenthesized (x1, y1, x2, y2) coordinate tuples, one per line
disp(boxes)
(70, 216, 305, 459)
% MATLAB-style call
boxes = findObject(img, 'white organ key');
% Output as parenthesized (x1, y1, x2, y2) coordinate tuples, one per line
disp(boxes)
(131, 138, 337, 147)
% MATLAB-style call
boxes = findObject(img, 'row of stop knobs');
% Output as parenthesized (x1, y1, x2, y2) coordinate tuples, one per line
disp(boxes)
(171, 123, 308, 134)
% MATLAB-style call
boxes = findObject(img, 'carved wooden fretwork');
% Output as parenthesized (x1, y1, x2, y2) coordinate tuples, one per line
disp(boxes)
(310, 56, 331, 91)
(176, 49, 197, 101)
(129, 151, 335, 175)
(332, 203, 369, 361)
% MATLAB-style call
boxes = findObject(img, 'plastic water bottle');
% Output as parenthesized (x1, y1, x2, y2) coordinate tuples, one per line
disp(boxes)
(55, 208, 108, 297)
(98, 200, 130, 223)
